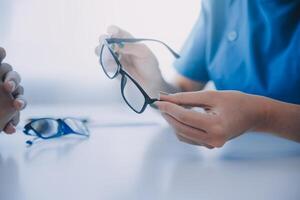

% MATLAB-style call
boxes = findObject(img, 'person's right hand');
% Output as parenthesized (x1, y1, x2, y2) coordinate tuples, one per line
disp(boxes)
(95, 25, 165, 97)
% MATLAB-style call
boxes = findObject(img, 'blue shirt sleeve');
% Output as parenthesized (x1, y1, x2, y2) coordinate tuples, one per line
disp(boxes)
(173, 5, 209, 82)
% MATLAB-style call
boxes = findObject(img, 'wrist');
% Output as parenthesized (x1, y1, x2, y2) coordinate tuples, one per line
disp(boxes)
(254, 96, 300, 142)
(251, 95, 274, 132)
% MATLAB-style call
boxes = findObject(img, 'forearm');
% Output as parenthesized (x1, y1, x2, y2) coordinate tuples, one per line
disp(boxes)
(259, 97, 300, 142)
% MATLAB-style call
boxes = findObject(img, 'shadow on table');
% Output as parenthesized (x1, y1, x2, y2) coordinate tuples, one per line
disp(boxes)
(120, 127, 204, 200)
(23, 121, 159, 162)
(122, 129, 300, 200)
(0, 155, 23, 200)
(164, 133, 300, 200)
(89, 122, 159, 128)
(219, 132, 300, 161)
(24, 136, 88, 162)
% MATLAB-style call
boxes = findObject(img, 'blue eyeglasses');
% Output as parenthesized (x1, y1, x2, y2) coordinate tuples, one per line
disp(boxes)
(99, 37, 180, 113)
(23, 118, 90, 146)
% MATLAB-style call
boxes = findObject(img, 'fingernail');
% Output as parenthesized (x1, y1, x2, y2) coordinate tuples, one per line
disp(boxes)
(7, 81, 16, 91)
(159, 91, 169, 100)
(160, 91, 169, 95)
(155, 101, 163, 110)
(11, 126, 16, 133)
(151, 102, 158, 109)
(118, 42, 125, 48)
(14, 99, 26, 110)
(5, 123, 16, 134)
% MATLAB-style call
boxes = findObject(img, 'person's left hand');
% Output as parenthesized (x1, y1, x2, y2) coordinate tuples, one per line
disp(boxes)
(0, 47, 26, 134)
(156, 90, 268, 148)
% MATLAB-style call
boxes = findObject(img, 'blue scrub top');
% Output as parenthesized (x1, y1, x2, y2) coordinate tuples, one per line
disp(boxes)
(174, 0, 300, 104)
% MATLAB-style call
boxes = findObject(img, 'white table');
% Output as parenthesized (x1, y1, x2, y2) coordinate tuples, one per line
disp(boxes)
(0, 105, 300, 200)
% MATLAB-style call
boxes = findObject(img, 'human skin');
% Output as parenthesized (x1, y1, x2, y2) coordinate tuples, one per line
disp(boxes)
(96, 26, 300, 148)
(0, 47, 26, 134)
(95, 26, 201, 99)
(156, 91, 300, 148)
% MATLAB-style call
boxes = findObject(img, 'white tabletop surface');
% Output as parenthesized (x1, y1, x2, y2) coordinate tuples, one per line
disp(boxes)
(0, 104, 300, 200)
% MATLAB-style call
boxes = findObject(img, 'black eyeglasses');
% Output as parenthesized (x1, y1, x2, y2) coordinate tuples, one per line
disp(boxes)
(99, 37, 180, 114)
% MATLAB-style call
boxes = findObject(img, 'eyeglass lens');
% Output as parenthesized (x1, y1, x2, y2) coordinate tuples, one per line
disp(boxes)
(29, 118, 89, 138)
(122, 76, 146, 113)
(101, 45, 119, 78)
(64, 118, 89, 135)
(30, 119, 59, 138)
(100, 44, 147, 113)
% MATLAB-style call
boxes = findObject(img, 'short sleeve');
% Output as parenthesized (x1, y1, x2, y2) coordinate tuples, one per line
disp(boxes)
(173, 4, 209, 82)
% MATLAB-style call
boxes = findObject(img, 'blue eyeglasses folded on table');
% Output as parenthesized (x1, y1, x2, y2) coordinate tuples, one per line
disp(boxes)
(23, 117, 90, 146)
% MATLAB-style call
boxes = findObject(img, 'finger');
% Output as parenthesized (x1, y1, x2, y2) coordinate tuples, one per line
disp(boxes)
(95, 45, 101, 56)
(13, 96, 26, 110)
(176, 133, 201, 146)
(162, 113, 210, 144)
(117, 42, 149, 57)
(97, 34, 120, 55)
(107, 25, 133, 38)
(176, 134, 214, 149)
(98, 34, 109, 46)
(97, 34, 131, 58)
(98, 34, 109, 43)
(159, 91, 216, 107)
(0, 63, 12, 80)
(11, 112, 20, 126)
(106, 26, 147, 57)
(12, 85, 24, 98)
(0, 47, 6, 63)
(3, 123, 16, 134)
(156, 101, 211, 130)
(3, 71, 21, 93)
(95, 34, 110, 57)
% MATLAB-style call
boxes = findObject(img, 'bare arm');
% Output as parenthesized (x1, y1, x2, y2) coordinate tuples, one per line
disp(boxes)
(260, 98, 300, 142)
(155, 91, 300, 148)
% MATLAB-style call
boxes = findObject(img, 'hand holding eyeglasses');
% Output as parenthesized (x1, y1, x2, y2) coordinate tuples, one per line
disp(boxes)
(95, 25, 168, 98)
(95, 25, 180, 113)
(156, 91, 270, 148)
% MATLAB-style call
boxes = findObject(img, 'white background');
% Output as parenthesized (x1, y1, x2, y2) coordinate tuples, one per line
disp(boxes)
(0, 0, 200, 104)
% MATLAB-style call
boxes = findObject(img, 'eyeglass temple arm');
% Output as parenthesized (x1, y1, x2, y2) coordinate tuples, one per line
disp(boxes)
(60, 122, 90, 136)
(26, 137, 40, 146)
(148, 98, 159, 104)
(106, 38, 180, 59)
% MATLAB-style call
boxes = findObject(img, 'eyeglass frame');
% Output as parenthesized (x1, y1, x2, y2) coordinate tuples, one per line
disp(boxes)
(23, 117, 90, 140)
(99, 37, 180, 114)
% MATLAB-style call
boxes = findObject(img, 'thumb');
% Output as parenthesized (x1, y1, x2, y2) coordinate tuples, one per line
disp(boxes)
(159, 91, 214, 106)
